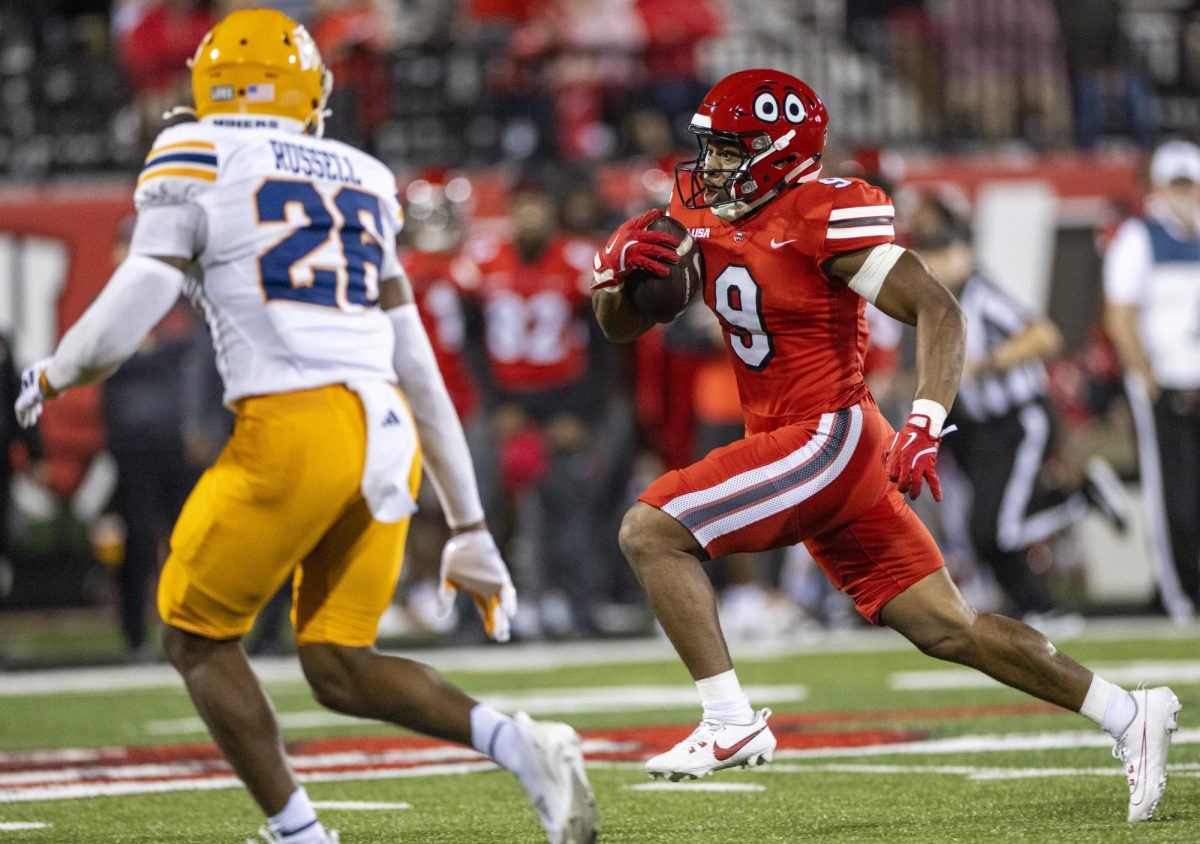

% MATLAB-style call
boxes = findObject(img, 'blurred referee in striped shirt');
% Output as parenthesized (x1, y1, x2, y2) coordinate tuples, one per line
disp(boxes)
(912, 196, 1129, 623)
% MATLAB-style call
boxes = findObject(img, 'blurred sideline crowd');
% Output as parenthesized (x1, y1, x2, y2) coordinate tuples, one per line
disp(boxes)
(3, 0, 1200, 663)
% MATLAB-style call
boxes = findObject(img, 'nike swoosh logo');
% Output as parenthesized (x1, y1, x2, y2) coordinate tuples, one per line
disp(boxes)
(903, 432, 918, 451)
(770, 238, 796, 249)
(605, 232, 621, 254)
(712, 725, 768, 761)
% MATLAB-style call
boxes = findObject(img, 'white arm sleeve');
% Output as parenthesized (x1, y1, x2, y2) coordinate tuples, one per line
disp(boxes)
(1103, 219, 1152, 306)
(848, 243, 905, 303)
(388, 302, 486, 528)
(44, 254, 185, 391)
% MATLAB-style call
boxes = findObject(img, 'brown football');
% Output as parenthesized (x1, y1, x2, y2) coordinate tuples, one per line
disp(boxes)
(624, 216, 705, 324)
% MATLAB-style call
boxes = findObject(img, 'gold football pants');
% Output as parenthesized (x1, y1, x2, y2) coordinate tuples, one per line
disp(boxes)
(158, 384, 421, 646)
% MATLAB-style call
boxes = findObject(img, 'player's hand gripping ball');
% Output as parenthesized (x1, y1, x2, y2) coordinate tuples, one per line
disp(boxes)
(624, 216, 704, 323)
(592, 210, 704, 324)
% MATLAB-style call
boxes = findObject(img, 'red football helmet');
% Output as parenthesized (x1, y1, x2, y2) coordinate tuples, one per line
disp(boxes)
(676, 69, 828, 216)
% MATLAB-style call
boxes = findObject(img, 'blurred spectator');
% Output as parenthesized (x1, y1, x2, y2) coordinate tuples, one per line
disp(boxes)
(512, 0, 646, 162)
(0, 333, 46, 573)
(1052, 0, 1157, 150)
(311, 0, 402, 149)
(914, 195, 1130, 623)
(1103, 139, 1200, 624)
(113, 0, 216, 146)
(937, 0, 1071, 147)
(463, 179, 618, 637)
(632, 0, 722, 137)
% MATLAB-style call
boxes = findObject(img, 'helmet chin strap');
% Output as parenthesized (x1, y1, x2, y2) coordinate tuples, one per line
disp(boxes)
(711, 155, 822, 222)
(162, 105, 197, 121)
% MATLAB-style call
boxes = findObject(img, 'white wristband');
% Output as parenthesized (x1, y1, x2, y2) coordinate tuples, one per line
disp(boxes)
(910, 399, 947, 437)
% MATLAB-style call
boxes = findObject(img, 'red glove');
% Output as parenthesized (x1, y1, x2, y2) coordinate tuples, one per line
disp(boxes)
(591, 209, 681, 292)
(884, 414, 955, 502)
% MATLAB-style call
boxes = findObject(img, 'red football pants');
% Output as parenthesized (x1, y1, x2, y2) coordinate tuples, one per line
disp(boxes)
(640, 398, 943, 623)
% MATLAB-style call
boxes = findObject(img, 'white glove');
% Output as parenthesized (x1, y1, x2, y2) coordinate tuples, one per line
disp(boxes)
(14, 357, 54, 429)
(438, 528, 517, 643)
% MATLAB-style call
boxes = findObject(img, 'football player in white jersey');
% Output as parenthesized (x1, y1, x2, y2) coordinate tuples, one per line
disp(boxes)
(14, 10, 597, 844)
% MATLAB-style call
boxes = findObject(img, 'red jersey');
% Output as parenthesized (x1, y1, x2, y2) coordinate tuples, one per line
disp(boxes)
(401, 248, 481, 419)
(467, 235, 595, 392)
(668, 177, 895, 434)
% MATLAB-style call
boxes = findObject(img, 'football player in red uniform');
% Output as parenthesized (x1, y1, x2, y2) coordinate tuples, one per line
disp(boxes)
(592, 69, 1178, 821)
(395, 171, 485, 634)
(469, 181, 614, 637)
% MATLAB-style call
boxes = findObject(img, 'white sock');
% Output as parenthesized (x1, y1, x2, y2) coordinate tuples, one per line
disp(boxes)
(696, 669, 755, 725)
(268, 788, 328, 843)
(470, 704, 525, 774)
(1080, 674, 1137, 738)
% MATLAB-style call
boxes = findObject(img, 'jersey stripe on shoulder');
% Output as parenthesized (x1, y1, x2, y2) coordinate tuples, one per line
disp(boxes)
(139, 139, 218, 186)
(826, 204, 895, 240)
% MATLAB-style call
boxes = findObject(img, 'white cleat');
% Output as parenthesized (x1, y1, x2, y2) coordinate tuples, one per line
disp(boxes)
(645, 708, 776, 781)
(1113, 686, 1181, 822)
(512, 712, 600, 844)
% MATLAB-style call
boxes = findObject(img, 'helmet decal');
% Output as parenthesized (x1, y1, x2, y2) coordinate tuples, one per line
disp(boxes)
(753, 92, 779, 123)
(783, 93, 806, 124)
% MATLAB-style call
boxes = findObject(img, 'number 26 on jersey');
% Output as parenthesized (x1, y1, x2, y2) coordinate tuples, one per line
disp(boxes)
(256, 178, 385, 310)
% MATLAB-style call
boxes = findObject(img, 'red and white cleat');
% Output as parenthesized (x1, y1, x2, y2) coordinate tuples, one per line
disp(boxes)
(1114, 686, 1181, 822)
(645, 708, 776, 781)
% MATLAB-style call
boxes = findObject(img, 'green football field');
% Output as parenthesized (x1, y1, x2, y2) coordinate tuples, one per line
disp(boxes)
(1, 620, 1198, 842)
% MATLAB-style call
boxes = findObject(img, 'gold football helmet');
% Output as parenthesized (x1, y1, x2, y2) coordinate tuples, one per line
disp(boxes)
(188, 9, 332, 135)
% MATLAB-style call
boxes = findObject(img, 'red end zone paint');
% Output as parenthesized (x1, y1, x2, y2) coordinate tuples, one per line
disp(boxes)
(0, 702, 1056, 802)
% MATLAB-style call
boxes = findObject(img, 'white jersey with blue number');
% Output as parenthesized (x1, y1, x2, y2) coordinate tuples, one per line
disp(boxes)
(134, 117, 402, 404)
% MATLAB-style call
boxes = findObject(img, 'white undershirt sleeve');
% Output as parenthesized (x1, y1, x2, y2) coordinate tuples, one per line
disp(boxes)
(45, 254, 186, 391)
(387, 302, 485, 528)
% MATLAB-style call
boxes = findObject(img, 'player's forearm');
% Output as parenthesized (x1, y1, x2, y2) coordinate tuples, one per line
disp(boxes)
(387, 303, 485, 528)
(1104, 302, 1155, 384)
(592, 288, 654, 343)
(45, 255, 185, 393)
(912, 292, 966, 412)
(987, 319, 1062, 371)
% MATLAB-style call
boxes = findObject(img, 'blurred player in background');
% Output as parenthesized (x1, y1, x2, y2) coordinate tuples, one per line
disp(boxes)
(391, 168, 484, 636)
(466, 180, 613, 638)
(14, 10, 596, 844)
(911, 194, 1131, 627)
(591, 67, 1178, 822)
(1104, 139, 1200, 625)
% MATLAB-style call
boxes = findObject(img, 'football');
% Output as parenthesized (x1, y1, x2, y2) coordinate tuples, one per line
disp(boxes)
(624, 216, 705, 323)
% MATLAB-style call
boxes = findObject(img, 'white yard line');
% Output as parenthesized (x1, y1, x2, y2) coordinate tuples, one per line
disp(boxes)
(627, 782, 766, 792)
(5, 728, 1200, 803)
(891, 660, 1200, 691)
(0, 823, 50, 831)
(0, 762, 501, 803)
(2, 616, 1195, 696)
(142, 685, 808, 736)
(763, 762, 1200, 780)
(771, 728, 1200, 759)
